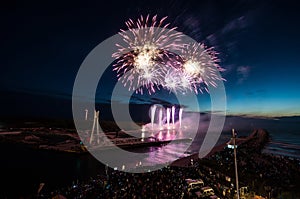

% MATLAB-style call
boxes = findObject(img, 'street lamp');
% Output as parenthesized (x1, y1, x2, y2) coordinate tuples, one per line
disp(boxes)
(232, 129, 240, 199)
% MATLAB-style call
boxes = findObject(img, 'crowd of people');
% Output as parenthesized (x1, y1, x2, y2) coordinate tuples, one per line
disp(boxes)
(38, 166, 205, 199)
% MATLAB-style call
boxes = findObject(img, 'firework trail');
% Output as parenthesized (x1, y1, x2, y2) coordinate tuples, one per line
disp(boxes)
(112, 14, 184, 94)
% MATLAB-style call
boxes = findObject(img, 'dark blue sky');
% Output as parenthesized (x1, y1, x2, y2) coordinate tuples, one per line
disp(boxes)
(1, 0, 300, 118)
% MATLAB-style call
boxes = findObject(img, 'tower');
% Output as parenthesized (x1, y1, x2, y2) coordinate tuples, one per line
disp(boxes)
(90, 110, 100, 144)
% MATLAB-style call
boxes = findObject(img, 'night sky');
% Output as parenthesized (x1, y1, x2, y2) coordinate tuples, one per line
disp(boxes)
(1, 0, 300, 119)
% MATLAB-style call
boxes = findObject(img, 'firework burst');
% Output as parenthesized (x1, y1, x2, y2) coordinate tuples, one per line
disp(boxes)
(180, 43, 225, 94)
(162, 68, 192, 94)
(112, 15, 225, 95)
(112, 14, 184, 94)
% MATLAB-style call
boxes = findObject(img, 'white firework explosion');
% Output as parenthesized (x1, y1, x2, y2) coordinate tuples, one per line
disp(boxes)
(180, 43, 225, 94)
(162, 69, 193, 94)
(112, 14, 184, 94)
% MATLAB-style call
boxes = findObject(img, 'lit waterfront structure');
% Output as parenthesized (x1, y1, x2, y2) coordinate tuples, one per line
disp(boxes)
(90, 110, 100, 144)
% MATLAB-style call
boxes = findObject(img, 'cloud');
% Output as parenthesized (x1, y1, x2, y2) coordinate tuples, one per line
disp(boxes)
(221, 16, 248, 35)
(237, 66, 250, 84)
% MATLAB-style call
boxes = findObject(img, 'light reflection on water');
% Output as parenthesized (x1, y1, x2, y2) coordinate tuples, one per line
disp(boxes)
(96, 129, 200, 170)
(112, 129, 300, 170)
